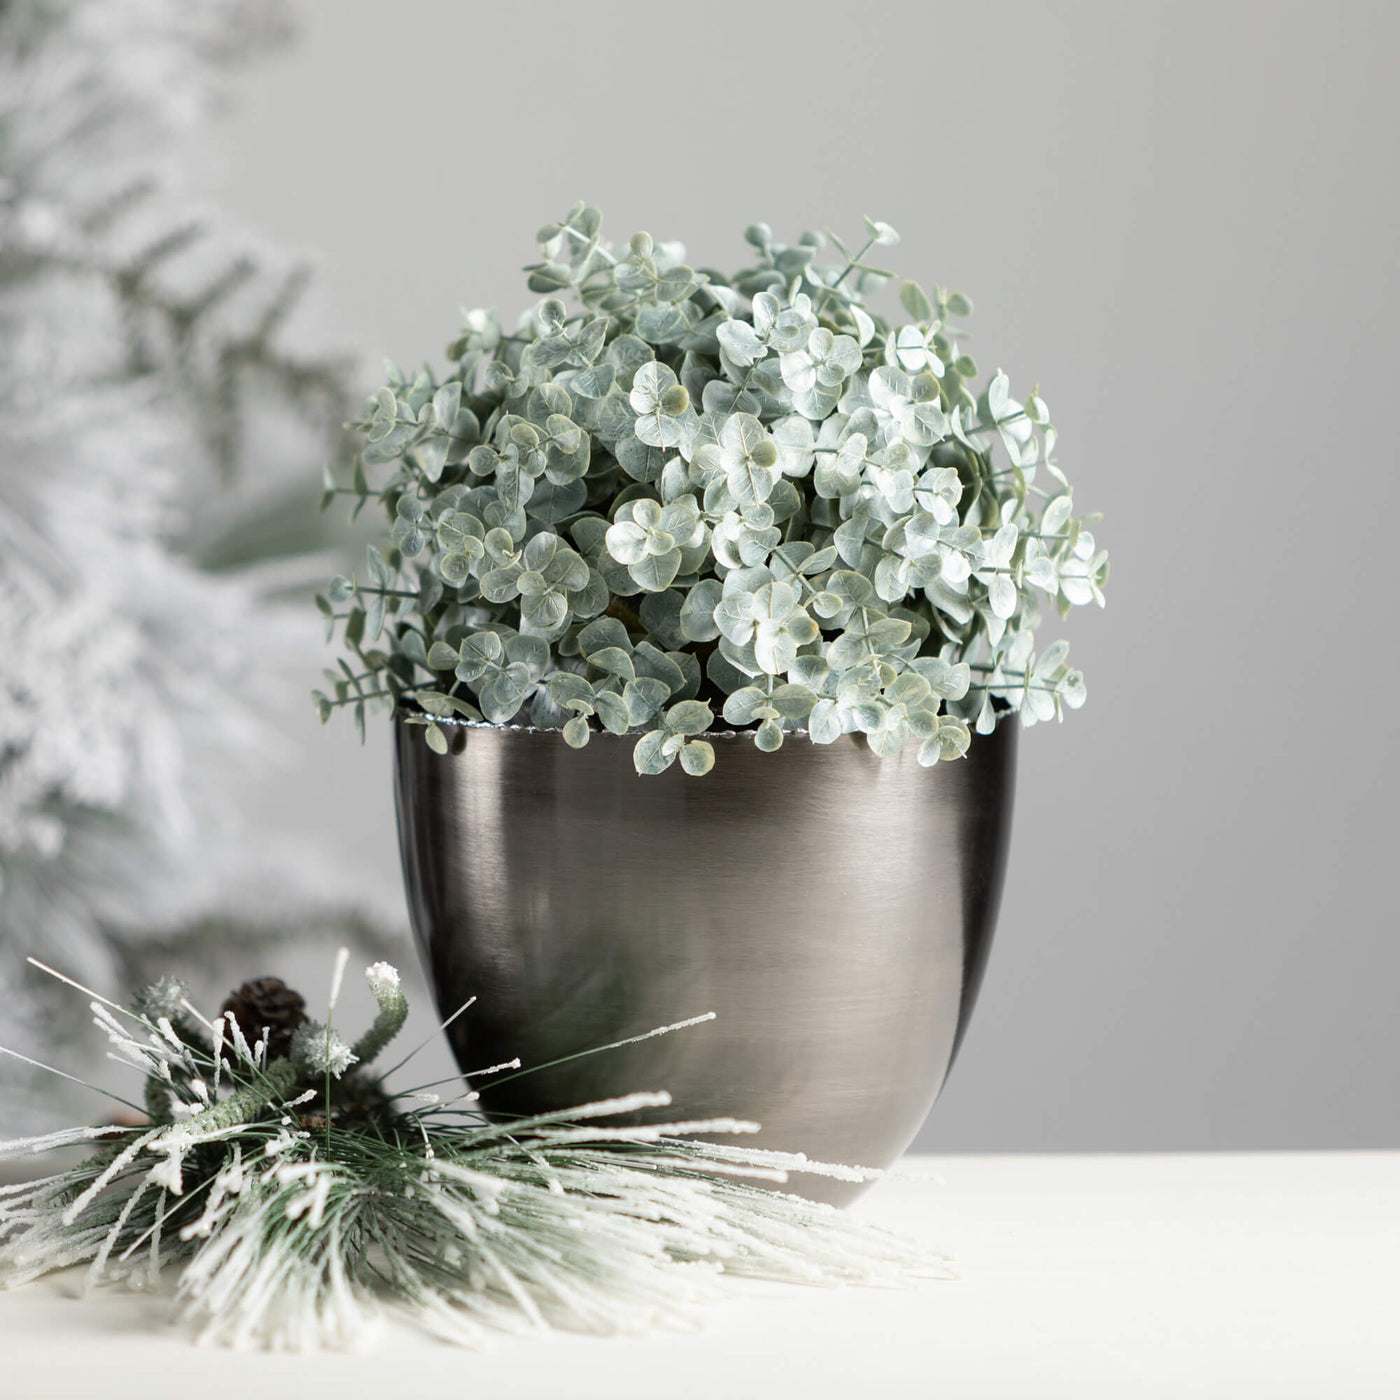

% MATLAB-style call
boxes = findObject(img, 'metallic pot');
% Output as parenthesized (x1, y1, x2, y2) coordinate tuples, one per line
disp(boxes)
(394, 718, 1016, 1205)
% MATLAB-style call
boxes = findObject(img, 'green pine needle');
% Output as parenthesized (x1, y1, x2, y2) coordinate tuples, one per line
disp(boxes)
(0, 956, 949, 1350)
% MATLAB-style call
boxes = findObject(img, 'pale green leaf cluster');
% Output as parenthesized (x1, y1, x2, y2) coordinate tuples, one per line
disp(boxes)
(317, 204, 1108, 773)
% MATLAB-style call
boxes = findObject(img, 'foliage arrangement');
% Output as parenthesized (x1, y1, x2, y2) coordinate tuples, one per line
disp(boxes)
(318, 204, 1108, 774)
(1, 957, 944, 1350)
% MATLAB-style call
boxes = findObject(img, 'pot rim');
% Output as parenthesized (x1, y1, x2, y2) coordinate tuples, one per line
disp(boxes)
(403, 709, 791, 742)
(397, 705, 1016, 745)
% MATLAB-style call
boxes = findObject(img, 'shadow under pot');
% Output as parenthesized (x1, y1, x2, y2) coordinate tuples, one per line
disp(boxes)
(394, 716, 1016, 1206)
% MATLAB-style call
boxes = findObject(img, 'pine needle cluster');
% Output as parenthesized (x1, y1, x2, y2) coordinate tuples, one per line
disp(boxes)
(1, 956, 947, 1349)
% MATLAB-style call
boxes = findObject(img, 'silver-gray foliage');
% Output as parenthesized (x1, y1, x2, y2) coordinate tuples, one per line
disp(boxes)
(319, 206, 1108, 774)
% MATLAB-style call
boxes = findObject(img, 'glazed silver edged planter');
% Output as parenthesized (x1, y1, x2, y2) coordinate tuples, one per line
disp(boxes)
(395, 718, 1016, 1206)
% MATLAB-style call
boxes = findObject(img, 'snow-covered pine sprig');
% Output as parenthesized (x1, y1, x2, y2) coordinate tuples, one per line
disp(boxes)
(0, 956, 949, 1350)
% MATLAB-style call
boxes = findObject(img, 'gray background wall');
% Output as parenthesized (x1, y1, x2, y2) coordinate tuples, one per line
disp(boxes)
(210, 0, 1399, 1151)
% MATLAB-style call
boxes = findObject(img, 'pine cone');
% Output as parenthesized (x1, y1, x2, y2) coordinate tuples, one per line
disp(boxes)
(220, 977, 307, 1062)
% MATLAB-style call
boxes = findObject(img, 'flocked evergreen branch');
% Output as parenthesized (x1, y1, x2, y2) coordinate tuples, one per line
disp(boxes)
(0, 957, 949, 1350)
(0, 0, 373, 1121)
(318, 203, 1108, 773)
(0, 2, 354, 485)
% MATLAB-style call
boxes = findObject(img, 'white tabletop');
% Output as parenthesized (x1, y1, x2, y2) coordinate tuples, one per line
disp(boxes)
(2, 1151, 1395, 1399)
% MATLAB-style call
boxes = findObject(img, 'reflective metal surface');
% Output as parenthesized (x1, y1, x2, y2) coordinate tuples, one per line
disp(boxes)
(395, 719, 1016, 1205)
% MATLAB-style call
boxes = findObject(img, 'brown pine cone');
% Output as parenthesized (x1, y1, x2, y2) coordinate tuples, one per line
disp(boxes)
(219, 976, 307, 1062)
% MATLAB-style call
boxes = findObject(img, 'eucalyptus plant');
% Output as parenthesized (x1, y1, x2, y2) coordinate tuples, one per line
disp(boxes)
(317, 205, 1108, 775)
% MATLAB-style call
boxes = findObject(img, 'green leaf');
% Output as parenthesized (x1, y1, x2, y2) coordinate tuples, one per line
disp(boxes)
(899, 281, 935, 321)
(918, 718, 971, 765)
(577, 617, 631, 654)
(427, 641, 460, 671)
(656, 265, 698, 303)
(638, 589, 687, 651)
(1041, 494, 1074, 538)
(455, 631, 504, 682)
(414, 690, 455, 717)
(863, 216, 900, 246)
(679, 740, 715, 776)
(722, 686, 767, 727)
(529, 477, 589, 522)
(623, 676, 671, 724)
(505, 631, 551, 677)
(588, 646, 635, 682)
(680, 579, 723, 642)
(479, 567, 521, 603)
(633, 729, 676, 775)
(635, 303, 693, 344)
(520, 589, 569, 632)
(808, 698, 843, 744)
(572, 362, 616, 398)
(592, 689, 630, 734)
(631, 641, 686, 695)
(538, 299, 567, 335)
(478, 661, 532, 723)
(770, 683, 818, 720)
(365, 544, 391, 588)
(547, 671, 595, 708)
(755, 718, 784, 751)
(628, 548, 682, 593)
(664, 699, 713, 736)
(526, 262, 572, 292)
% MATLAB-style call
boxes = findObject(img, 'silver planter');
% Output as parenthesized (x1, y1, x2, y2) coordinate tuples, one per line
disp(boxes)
(394, 718, 1016, 1205)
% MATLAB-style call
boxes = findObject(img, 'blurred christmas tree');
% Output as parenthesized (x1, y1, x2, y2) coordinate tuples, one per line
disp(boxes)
(0, 0, 383, 1122)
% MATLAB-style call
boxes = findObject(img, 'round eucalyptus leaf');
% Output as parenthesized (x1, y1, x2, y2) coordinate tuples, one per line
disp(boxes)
(455, 631, 504, 682)
(665, 699, 713, 736)
(628, 548, 682, 593)
(808, 698, 843, 745)
(479, 567, 522, 603)
(548, 671, 594, 708)
(592, 689, 630, 734)
(632, 729, 675, 775)
(478, 661, 532, 723)
(587, 646, 635, 682)
(623, 676, 671, 725)
(680, 579, 723, 643)
(427, 641, 459, 671)
(754, 719, 784, 752)
(678, 739, 715, 776)
(722, 686, 767, 727)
